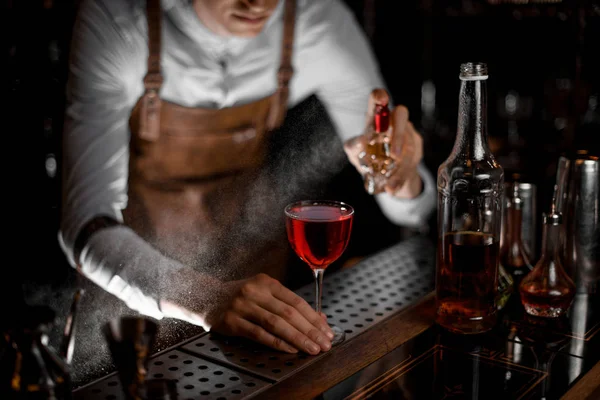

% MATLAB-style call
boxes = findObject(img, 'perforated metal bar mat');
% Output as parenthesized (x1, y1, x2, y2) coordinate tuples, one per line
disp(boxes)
(72, 235, 435, 399)
(72, 349, 270, 400)
(182, 236, 435, 382)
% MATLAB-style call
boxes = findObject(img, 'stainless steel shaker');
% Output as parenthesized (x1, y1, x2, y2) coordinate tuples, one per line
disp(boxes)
(560, 151, 600, 294)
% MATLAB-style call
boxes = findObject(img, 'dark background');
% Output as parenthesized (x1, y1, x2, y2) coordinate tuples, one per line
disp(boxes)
(3, 0, 600, 384)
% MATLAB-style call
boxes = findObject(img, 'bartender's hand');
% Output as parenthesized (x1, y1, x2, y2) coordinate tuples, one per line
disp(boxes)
(160, 270, 334, 355)
(343, 88, 424, 199)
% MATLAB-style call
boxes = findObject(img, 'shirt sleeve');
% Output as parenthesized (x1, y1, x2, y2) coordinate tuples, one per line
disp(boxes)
(294, 0, 436, 228)
(58, 0, 171, 317)
(60, 0, 134, 264)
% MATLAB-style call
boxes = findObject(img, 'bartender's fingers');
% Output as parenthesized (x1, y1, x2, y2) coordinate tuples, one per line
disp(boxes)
(229, 316, 299, 354)
(386, 128, 413, 191)
(396, 122, 422, 170)
(390, 105, 410, 157)
(385, 122, 423, 196)
(258, 295, 332, 352)
(243, 304, 324, 355)
(270, 281, 335, 339)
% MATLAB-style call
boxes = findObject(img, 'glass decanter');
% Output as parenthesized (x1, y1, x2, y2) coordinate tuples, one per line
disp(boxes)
(519, 211, 575, 318)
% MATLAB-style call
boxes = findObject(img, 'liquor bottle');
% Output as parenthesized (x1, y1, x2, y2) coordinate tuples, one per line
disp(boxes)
(501, 182, 534, 279)
(436, 62, 504, 334)
(520, 211, 576, 318)
(358, 102, 396, 194)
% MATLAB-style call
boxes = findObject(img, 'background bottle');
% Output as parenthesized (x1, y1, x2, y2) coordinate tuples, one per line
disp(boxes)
(500, 174, 538, 263)
(501, 182, 534, 279)
(436, 62, 504, 334)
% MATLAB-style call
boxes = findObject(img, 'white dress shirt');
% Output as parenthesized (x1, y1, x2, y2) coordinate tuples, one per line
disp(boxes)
(59, 0, 436, 319)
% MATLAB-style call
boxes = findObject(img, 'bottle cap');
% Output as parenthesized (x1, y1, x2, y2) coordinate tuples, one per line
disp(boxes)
(460, 62, 488, 80)
(374, 103, 389, 133)
(543, 212, 562, 225)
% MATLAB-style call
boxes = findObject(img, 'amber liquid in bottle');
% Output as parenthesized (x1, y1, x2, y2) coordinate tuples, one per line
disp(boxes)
(436, 231, 499, 330)
(520, 288, 574, 317)
(520, 213, 575, 318)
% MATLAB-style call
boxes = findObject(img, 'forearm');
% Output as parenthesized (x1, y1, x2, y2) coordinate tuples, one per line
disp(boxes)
(68, 224, 221, 323)
(72, 225, 171, 319)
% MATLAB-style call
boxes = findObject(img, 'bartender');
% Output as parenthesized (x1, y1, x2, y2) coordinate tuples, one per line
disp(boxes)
(59, 0, 436, 357)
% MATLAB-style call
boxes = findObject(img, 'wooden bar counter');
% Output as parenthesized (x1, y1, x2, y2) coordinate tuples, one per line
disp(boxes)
(73, 236, 600, 400)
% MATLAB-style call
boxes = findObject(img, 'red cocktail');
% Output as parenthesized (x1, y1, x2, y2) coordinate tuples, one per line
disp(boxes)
(285, 200, 354, 345)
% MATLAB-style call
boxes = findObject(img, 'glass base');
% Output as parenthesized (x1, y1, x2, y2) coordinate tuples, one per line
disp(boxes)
(331, 325, 346, 346)
(436, 312, 497, 335)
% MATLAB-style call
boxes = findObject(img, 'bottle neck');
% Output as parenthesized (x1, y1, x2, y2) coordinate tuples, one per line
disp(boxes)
(454, 78, 489, 160)
(540, 221, 560, 261)
(509, 206, 523, 244)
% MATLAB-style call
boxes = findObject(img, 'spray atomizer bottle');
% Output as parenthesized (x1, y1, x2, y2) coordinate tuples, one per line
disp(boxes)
(358, 102, 397, 194)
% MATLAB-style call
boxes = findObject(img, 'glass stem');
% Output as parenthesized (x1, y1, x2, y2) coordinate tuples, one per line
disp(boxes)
(314, 269, 325, 314)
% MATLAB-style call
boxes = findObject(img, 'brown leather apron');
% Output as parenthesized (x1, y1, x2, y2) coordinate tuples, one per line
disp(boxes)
(123, 0, 297, 282)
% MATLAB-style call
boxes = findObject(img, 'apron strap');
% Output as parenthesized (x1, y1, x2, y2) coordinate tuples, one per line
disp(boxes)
(139, 0, 163, 142)
(139, 0, 296, 138)
(267, 0, 297, 130)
